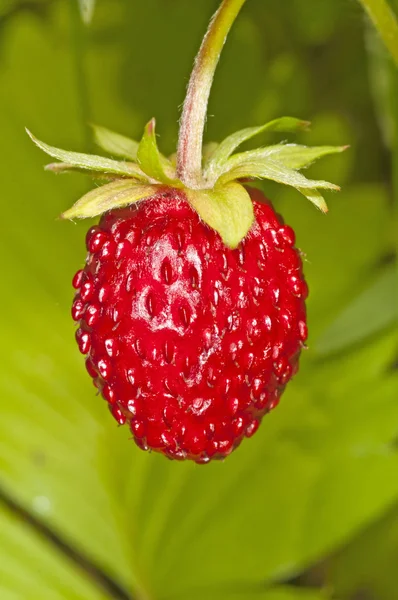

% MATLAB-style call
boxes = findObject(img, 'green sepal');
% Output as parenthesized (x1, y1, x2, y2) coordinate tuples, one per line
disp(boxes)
(204, 116, 310, 182)
(61, 180, 158, 219)
(27, 129, 149, 181)
(220, 143, 348, 175)
(218, 159, 340, 190)
(91, 124, 139, 160)
(185, 182, 254, 249)
(44, 163, 126, 181)
(137, 119, 182, 185)
(316, 265, 397, 355)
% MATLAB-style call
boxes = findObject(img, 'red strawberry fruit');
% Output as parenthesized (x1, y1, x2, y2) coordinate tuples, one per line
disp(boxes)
(29, 0, 345, 462)
(72, 187, 307, 462)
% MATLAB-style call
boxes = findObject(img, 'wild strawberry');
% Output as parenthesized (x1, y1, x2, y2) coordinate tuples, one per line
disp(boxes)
(70, 187, 307, 462)
(29, 0, 345, 461)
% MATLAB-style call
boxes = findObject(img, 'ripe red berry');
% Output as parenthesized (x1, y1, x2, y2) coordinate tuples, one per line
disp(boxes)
(72, 187, 307, 462)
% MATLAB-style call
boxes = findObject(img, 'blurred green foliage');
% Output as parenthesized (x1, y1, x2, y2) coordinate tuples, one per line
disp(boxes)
(0, 1, 397, 599)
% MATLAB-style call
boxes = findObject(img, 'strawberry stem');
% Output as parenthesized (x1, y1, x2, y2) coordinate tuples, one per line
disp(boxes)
(176, 0, 247, 189)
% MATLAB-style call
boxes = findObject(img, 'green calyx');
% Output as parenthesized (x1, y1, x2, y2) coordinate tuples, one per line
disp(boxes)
(27, 0, 346, 249)
(27, 116, 345, 248)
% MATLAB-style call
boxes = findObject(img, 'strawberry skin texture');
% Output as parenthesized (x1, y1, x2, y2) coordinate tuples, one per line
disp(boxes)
(72, 187, 308, 463)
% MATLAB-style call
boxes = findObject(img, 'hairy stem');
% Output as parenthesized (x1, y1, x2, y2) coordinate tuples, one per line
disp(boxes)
(176, 0, 247, 188)
(358, 0, 398, 68)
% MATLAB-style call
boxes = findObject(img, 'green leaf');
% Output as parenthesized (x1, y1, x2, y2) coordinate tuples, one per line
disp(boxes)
(0, 504, 109, 600)
(316, 265, 397, 355)
(223, 143, 348, 174)
(204, 116, 310, 181)
(26, 129, 149, 181)
(137, 118, 181, 184)
(78, 0, 96, 25)
(62, 180, 158, 219)
(330, 503, 398, 600)
(185, 182, 254, 248)
(91, 124, 139, 160)
(217, 158, 339, 198)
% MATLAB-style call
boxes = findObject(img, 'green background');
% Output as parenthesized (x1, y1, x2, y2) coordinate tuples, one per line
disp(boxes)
(0, 1, 397, 599)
